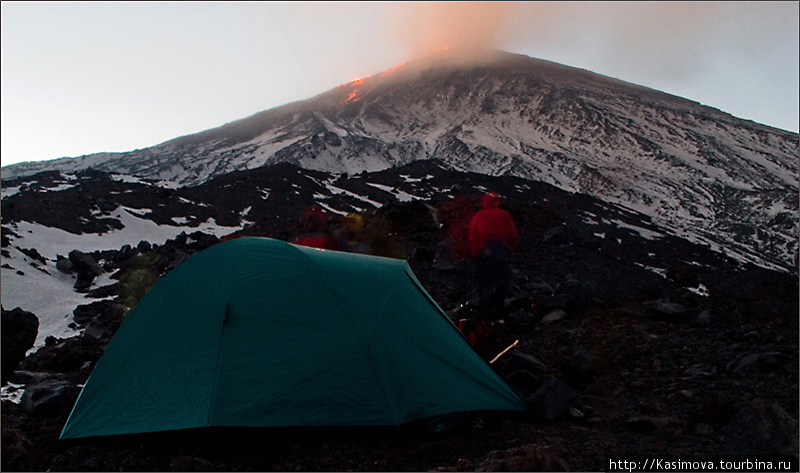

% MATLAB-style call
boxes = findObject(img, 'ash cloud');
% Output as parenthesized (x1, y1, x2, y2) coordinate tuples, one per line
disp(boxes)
(390, 1, 516, 60)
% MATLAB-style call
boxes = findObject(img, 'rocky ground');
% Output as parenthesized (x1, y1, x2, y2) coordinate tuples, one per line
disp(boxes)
(2, 194, 798, 471)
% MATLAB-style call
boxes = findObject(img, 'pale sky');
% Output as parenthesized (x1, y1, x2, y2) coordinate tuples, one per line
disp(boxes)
(2, 1, 798, 168)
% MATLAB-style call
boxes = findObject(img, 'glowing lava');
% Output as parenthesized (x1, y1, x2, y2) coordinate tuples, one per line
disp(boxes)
(380, 62, 406, 76)
(338, 63, 406, 106)
(339, 78, 365, 105)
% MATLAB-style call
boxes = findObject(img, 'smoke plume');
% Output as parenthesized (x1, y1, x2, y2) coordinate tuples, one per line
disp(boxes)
(390, 2, 516, 60)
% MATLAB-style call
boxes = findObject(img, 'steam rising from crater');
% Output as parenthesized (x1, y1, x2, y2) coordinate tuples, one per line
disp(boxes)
(391, 1, 516, 61)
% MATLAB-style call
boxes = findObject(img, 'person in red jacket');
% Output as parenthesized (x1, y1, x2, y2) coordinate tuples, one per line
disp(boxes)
(292, 205, 337, 250)
(468, 192, 518, 311)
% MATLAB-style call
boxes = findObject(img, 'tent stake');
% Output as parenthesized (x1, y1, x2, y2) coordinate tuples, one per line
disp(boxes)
(489, 340, 519, 364)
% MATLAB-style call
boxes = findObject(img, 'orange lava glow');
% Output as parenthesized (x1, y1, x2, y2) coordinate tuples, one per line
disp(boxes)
(338, 63, 406, 105)
(341, 89, 361, 105)
(380, 62, 407, 76)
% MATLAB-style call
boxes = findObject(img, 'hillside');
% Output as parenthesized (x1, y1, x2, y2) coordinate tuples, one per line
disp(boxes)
(2, 162, 798, 470)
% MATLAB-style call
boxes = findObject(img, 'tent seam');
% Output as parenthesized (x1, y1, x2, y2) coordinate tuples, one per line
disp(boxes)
(206, 302, 230, 426)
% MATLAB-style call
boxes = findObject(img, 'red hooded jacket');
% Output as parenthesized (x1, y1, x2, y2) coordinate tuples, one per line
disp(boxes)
(468, 192, 519, 258)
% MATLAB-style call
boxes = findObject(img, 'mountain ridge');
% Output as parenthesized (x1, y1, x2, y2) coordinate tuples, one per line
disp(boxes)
(2, 49, 797, 272)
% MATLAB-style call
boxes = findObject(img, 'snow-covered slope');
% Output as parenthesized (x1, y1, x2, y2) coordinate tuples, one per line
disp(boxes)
(1, 172, 244, 351)
(2, 50, 797, 271)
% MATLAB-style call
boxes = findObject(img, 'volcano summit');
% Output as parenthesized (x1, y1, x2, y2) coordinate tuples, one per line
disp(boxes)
(2, 49, 797, 272)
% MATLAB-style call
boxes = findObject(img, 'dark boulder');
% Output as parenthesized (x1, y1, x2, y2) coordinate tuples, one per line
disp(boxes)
(506, 370, 542, 396)
(72, 300, 126, 327)
(21, 379, 81, 418)
(19, 336, 104, 374)
(526, 376, 574, 421)
(722, 398, 798, 456)
(1, 307, 39, 384)
(68, 250, 105, 292)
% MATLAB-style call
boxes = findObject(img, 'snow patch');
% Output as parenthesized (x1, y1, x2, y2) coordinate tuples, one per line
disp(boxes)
(1, 382, 25, 404)
(1, 247, 87, 349)
(111, 174, 150, 185)
(366, 182, 422, 202)
(1, 185, 22, 199)
(41, 182, 77, 193)
(634, 263, 667, 278)
(5, 206, 243, 261)
(321, 180, 382, 208)
(610, 219, 664, 240)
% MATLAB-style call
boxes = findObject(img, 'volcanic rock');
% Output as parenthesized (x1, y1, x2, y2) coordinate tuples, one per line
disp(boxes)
(21, 379, 81, 418)
(1, 307, 39, 384)
(722, 398, 799, 456)
(526, 376, 575, 421)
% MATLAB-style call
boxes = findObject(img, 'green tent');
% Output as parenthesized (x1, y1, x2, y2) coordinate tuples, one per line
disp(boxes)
(61, 237, 528, 439)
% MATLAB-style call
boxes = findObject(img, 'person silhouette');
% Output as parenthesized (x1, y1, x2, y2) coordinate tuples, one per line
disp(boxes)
(467, 192, 518, 312)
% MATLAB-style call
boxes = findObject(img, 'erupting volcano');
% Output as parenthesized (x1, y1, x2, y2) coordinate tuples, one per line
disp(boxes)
(2, 49, 797, 273)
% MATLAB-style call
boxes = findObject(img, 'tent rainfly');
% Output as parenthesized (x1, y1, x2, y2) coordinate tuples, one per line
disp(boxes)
(61, 237, 528, 439)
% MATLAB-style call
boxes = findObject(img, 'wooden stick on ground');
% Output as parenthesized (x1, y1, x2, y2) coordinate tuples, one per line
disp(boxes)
(489, 340, 519, 364)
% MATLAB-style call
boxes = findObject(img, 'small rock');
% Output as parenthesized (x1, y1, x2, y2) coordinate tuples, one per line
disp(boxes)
(455, 458, 474, 472)
(504, 352, 548, 375)
(542, 225, 567, 244)
(541, 309, 566, 323)
(170, 456, 217, 472)
(643, 300, 689, 323)
(55, 258, 75, 274)
(569, 407, 585, 419)
(726, 352, 782, 376)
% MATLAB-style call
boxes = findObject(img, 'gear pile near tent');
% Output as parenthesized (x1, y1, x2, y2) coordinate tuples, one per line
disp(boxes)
(60, 237, 528, 439)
